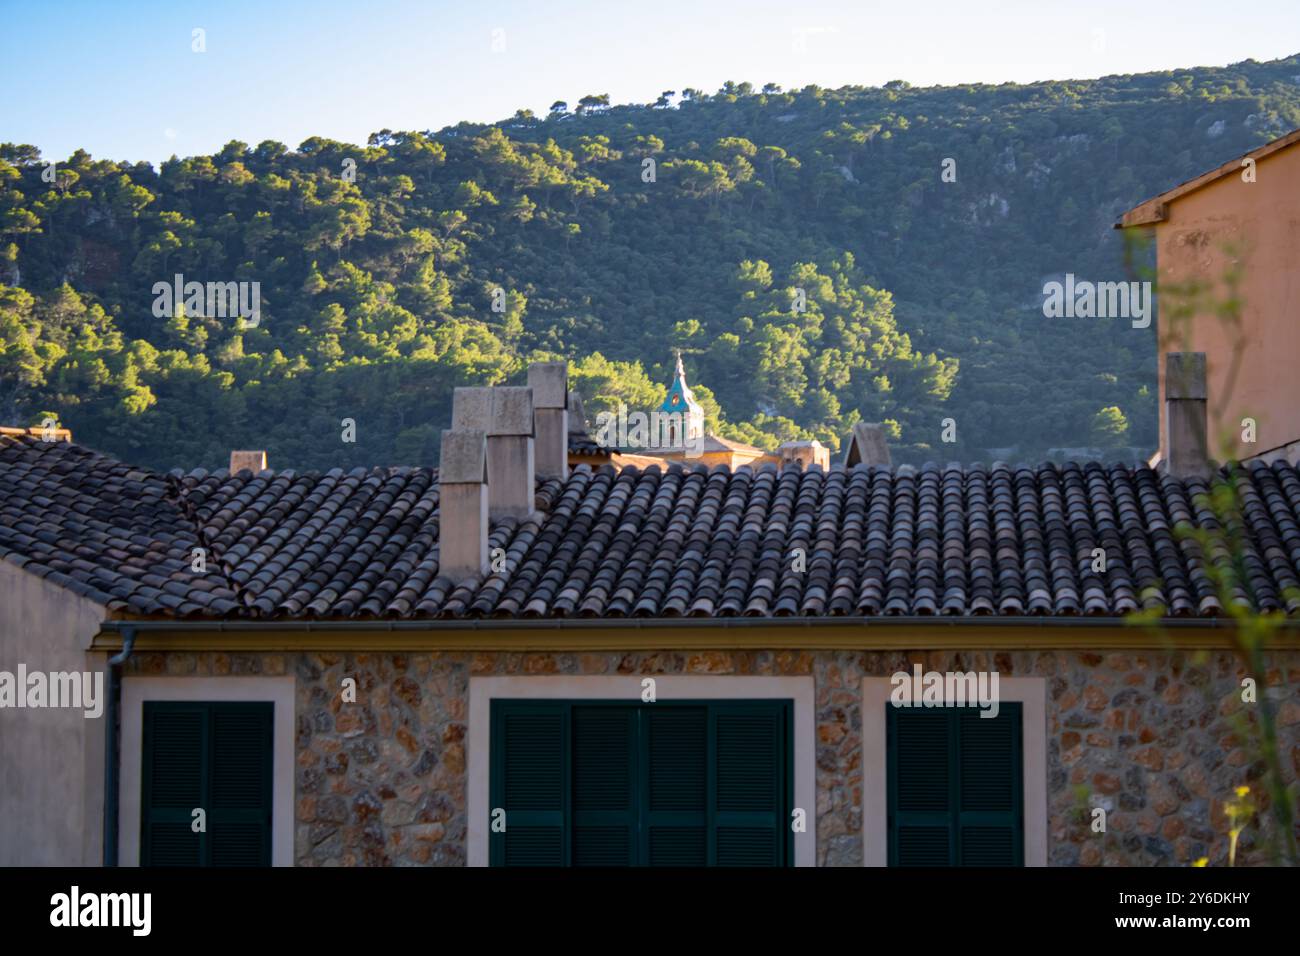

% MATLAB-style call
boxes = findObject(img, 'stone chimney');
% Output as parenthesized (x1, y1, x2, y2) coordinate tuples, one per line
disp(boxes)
(528, 361, 568, 480)
(453, 385, 535, 519)
(777, 439, 830, 470)
(438, 429, 489, 580)
(230, 450, 267, 474)
(843, 423, 892, 467)
(1165, 352, 1210, 479)
(568, 390, 589, 435)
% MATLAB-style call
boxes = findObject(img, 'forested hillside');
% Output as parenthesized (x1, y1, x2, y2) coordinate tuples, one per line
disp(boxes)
(3, 56, 1299, 469)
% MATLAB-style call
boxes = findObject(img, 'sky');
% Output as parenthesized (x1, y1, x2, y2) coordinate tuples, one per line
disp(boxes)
(3, 0, 1298, 165)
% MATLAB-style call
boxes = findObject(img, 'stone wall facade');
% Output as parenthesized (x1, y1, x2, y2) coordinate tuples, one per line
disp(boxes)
(122, 646, 1300, 867)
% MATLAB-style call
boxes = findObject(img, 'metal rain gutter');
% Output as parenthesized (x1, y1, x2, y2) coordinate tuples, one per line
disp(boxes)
(96, 614, 1280, 632)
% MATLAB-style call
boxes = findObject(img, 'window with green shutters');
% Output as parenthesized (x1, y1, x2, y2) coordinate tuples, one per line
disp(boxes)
(140, 701, 274, 867)
(886, 703, 1024, 866)
(490, 699, 793, 867)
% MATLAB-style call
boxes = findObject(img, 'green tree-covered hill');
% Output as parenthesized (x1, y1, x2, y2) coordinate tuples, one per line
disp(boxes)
(3, 55, 1298, 469)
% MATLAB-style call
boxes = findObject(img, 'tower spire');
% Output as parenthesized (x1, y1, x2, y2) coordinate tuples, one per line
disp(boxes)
(660, 350, 704, 451)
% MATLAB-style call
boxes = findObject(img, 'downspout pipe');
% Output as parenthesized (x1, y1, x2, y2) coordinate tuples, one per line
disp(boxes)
(103, 625, 136, 867)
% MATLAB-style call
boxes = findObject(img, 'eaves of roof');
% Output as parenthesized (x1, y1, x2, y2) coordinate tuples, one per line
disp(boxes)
(95, 614, 1300, 654)
(1115, 126, 1300, 228)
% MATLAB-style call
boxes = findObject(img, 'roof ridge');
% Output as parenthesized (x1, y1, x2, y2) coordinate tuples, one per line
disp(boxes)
(163, 470, 248, 608)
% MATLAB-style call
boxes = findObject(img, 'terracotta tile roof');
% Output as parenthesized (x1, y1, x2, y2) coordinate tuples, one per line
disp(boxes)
(631, 434, 768, 458)
(567, 430, 616, 457)
(0, 432, 242, 615)
(4, 431, 1300, 621)
(698, 434, 765, 455)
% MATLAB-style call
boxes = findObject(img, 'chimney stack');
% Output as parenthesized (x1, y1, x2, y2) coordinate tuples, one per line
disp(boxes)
(843, 423, 892, 467)
(438, 429, 489, 580)
(230, 450, 267, 474)
(528, 361, 569, 480)
(568, 390, 589, 435)
(453, 385, 536, 519)
(1165, 352, 1210, 479)
(778, 439, 830, 470)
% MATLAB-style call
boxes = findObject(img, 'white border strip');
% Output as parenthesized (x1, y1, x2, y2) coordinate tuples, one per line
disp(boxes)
(467, 675, 817, 867)
(861, 676, 1048, 867)
(119, 676, 295, 867)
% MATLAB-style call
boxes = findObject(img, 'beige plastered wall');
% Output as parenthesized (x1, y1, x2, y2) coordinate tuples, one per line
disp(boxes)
(0, 559, 108, 865)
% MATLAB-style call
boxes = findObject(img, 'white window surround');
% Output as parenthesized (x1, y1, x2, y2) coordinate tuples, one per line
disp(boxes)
(860, 676, 1048, 867)
(118, 676, 295, 867)
(467, 675, 817, 867)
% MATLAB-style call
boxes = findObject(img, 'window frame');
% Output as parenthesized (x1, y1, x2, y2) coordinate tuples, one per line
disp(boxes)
(488, 698, 794, 867)
(468, 676, 817, 867)
(885, 702, 1024, 866)
(119, 676, 295, 867)
(862, 676, 1048, 867)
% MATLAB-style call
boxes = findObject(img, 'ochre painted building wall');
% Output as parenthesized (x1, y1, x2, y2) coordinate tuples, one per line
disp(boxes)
(1152, 142, 1300, 462)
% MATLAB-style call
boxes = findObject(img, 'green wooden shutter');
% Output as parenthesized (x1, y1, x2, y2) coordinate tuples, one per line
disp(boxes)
(711, 702, 790, 866)
(957, 705, 1023, 866)
(141, 701, 273, 867)
(490, 702, 568, 866)
(572, 706, 637, 865)
(141, 703, 205, 866)
(209, 704, 274, 866)
(643, 706, 707, 865)
(887, 703, 1023, 867)
(490, 699, 792, 867)
(888, 707, 953, 866)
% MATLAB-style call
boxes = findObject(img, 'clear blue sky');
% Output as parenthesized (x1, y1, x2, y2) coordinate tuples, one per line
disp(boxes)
(3, 0, 1298, 165)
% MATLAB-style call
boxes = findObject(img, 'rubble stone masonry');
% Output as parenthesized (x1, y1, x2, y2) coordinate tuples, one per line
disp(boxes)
(123, 647, 1300, 867)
